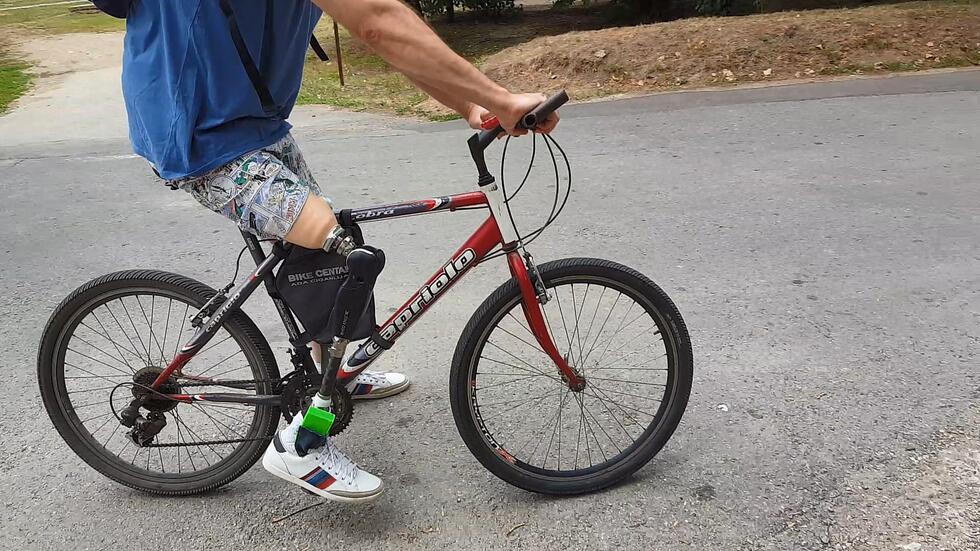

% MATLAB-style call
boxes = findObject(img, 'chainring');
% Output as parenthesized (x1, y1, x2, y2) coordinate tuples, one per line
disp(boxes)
(279, 372, 353, 436)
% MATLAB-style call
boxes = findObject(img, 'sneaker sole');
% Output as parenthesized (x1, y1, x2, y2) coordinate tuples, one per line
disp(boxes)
(262, 448, 384, 504)
(351, 379, 410, 400)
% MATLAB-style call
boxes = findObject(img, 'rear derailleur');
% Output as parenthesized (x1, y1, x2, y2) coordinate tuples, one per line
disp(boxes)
(118, 366, 180, 446)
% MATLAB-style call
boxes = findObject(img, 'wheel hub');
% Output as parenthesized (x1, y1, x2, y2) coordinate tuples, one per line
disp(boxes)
(131, 367, 181, 412)
(561, 369, 587, 392)
(560, 354, 587, 392)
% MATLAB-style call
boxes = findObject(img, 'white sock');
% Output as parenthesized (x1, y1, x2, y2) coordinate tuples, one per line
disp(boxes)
(279, 412, 305, 449)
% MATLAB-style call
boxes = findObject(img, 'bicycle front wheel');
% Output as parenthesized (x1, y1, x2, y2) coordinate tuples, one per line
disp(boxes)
(450, 258, 692, 495)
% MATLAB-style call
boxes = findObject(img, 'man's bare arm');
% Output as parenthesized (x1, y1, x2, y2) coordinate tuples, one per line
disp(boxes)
(311, 0, 555, 134)
(405, 76, 486, 129)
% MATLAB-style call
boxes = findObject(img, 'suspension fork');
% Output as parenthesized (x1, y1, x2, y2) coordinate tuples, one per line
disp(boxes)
(506, 251, 585, 391)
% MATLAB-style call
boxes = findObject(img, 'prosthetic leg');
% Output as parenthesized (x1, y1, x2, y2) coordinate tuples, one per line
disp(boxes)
(295, 245, 386, 455)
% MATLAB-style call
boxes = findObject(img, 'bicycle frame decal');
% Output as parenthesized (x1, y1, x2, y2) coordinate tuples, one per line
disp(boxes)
(347, 191, 487, 223)
(150, 248, 286, 390)
(343, 216, 501, 374)
(151, 188, 575, 402)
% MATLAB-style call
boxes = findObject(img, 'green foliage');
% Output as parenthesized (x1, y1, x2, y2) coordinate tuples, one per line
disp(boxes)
(595, 0, 675, 21)
(456, 0, 518, 15)
(0, 4, 124, 34)
(408, 0, 517, 18)
(694, 0, 733, 15)
(0, 59, 30, 113)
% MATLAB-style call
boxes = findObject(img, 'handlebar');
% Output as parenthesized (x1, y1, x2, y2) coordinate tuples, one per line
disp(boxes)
(471, 90, 569, 152)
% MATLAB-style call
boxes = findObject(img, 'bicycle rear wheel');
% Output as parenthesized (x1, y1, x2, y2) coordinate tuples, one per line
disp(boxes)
(37, 270, 280, 495)
(450, 258, 692, 495)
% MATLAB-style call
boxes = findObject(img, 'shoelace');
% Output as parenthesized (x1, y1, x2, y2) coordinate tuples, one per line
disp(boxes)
(355, 371, 386, 386)
(316, 438, 359, 484)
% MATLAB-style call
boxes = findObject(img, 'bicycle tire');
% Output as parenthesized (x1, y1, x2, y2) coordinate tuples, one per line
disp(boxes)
(449, 258, 692, 495)
(37, 270, 281, 495)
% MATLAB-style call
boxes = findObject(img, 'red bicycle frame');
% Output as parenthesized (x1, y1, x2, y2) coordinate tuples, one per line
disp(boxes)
(152, 189, 582, 405)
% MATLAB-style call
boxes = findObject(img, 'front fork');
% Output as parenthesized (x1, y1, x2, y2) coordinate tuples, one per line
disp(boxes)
(506, 250, 586, 391)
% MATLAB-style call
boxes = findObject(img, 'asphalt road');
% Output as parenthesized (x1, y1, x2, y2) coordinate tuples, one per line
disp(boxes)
(1, 71, 978, 550)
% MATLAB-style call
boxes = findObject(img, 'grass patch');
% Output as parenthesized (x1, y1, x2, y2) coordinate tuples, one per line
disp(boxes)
(0, 57, 29, 112)
(298, 7, 611, 119)
(0, 1, 123, 34)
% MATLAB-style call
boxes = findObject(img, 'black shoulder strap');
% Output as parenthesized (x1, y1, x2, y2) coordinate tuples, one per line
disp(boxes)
(309, 34, 330, 62)
(217, 0, 279, 117)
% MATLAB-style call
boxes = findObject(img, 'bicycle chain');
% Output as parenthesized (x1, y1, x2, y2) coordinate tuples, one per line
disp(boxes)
(138, 377, 282, 448)
(139, 376, 352, 447)
(144, 437, 268, 447)
(177, 378, 280, 388)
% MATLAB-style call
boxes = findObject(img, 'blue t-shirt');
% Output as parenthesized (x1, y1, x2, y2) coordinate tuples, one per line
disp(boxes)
(122, 0, 321, 180)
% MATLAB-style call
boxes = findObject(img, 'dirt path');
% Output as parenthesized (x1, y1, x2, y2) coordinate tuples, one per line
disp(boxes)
(482, 1, 980, 101)
(0, 31, 127, 144)
(0, 30, 407, 147)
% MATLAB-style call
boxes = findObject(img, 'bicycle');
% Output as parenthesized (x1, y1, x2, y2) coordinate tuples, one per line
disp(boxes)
(37, 91, 693, 496)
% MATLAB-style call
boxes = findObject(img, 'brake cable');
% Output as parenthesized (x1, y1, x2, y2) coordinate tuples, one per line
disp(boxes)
(480, 130, 571, 263)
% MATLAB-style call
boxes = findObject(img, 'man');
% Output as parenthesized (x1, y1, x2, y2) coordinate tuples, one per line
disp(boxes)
(122, 0, 560, 503)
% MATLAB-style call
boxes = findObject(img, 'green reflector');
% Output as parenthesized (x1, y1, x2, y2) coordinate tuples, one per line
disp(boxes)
(301, 406, 335, 436)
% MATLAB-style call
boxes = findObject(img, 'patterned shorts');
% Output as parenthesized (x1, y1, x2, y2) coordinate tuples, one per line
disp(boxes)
(173, 134, 328, 240)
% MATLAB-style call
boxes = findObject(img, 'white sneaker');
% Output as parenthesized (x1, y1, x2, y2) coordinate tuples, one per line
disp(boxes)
(262, 416, 384, 503)
(347, 370, 410, 400)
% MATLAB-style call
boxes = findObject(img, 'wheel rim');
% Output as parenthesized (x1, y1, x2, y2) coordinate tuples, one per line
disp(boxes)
(466, 275, 678, 478)
(52, 287, 271, 479)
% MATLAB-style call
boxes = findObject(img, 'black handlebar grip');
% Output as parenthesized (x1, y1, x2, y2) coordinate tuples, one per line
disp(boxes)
(471, 89, 569, 153)
(520, 90, 569, 129)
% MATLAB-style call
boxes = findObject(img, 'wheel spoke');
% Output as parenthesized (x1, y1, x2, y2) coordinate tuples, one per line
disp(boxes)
(194, 348, 245, 377)
(493, 324, 553, 362)
(136, 295, 168, 365)
(578, 286, 607, 362)
(580, 389, 625, 454)
(65, 361, 130, 385)
(590, 303, 640, 368)
(103, 302, 149, 369)
(468, 275, 679, 479)
(542, 386, 570, 469)
(66, 347, 132, 377)
(160, 298, 173, 367)
(82, 316, 143, 367)
(552, 286, 575, 362)
(589, 383, 659, 420)
(190, 404, 247, 439)
(587, 376, 666, 387)
(584, 384, 636, 444)
(476, 373, 548, 391)
(172, 303, 190, 360)
(196, 333, 235, 358)
(482, 341, 558, 380)
(579, 292, 622, 367)
(569, 284, 588, 366)
(55, 290, 265, 482)
(120, 297, 152, 365)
